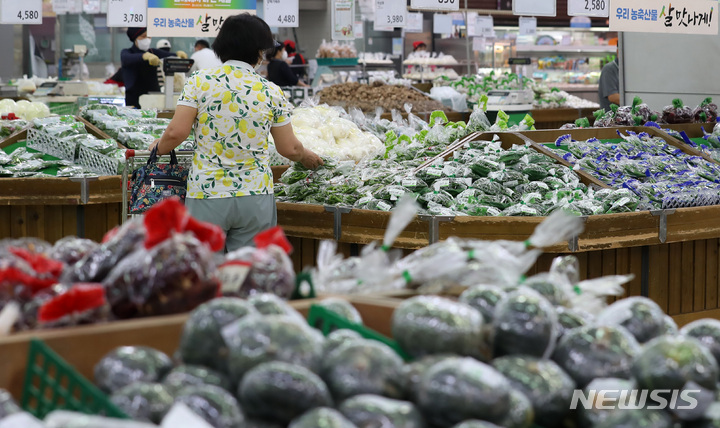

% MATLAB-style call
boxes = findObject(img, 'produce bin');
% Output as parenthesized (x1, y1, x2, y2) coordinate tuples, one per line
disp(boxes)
(316, 57, 359, 66)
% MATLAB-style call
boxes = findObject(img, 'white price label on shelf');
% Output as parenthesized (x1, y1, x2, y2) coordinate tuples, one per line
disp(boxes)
(519, 16, 537, 35)
(475, 15, 494, 36)
(0, 0, 42, 24)
(107, 0, 147, 27)
(513, 0, 556, 16)
(411, 0, 458, 11)
(568, 0, 609, 17)
(375, 0, 406, 28)
(265, 0, 299, 28)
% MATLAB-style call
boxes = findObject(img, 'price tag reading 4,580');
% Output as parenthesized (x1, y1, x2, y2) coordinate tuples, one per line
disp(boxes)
(568, 0, 609, 17)
(107, 0, 147, 28)
(0, 0, 42, 24)
(411, 0, 459, 11)
(265, 0, 300, 28)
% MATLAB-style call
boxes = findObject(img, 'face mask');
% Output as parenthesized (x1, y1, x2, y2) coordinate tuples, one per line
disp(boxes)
(281, 50, 288, 60)
(136, 38, 152, 51)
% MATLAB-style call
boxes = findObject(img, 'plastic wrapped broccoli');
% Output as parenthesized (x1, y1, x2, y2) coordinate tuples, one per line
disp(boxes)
(109, 383, 173, 423)
(392, 296, 487, 360)
(491, 288, 558, 358)
(174, 384, 245, 428)
(0, 388, 22, 419)
(339, 395, 425, 428)
(239, 361, 333, 424)
(289, 408, 356, 428)
(322, 329, 363, 356)
(178, 298, 258, 374)
(247, 293, 304, 321)
(552, 325, 640, 387)
(162, 365, 232, 395)
(492, 356, 575, 427)
(321, 339, 405, 400)
(576, 378, 636, 427)
(596, 297, 666, 343)
(94, 346, 173, 394)
(416, 357, 512, 426)
(632, 335, 719, 392)
(681, 319, 720, 365)
(226, 315, 324, 380)
(594, 408, 673, 428)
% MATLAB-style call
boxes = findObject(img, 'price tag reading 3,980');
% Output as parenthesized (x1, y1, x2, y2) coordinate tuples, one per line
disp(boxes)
(375, 0, 406, 28)
(568, 0, 609, 17)
(107, 0, 147, 27)
(0, 0, 42, 24)
(265, 0, 299, 28)
(411, 0, 458, 12)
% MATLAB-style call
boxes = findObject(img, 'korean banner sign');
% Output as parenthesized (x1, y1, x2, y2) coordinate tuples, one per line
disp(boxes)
(147, 0, 257, 37)
(610, 0, 717, 35)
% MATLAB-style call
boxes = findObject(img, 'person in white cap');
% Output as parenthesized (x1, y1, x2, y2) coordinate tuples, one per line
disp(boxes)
(156, 39, 172, 89)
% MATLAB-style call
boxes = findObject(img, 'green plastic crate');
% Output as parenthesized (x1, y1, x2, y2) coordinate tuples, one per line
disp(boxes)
(306, 304, 410, 361)
(21, 339, 128, 420)
(48, 102, 79, 116)
(315, 57, 359, 67)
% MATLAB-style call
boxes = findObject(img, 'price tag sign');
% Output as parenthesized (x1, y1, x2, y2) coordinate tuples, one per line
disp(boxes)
(353, 20, 364, 38)
(332, 0, 355, 40)
(265, 0, 299, 28)
(411, 0, 458, 12)
(0, 0, 42, 24)
(107, 0, 147, 27)
(519, 16, 537, 35)
(375, 0, 406, 28)
(475, 15, 494, 36)
(433, 13, 452, 34)
(405, 12, 423, 32)
(513, 0, 556, 16)
(568, 0, 609, 17)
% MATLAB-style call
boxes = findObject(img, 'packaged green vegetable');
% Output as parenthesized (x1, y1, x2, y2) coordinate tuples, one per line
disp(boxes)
(419, 190, 455, 208)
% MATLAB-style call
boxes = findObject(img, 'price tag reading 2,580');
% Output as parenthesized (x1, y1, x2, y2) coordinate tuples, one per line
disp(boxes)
(1, 0, 42, 24)
(411, 0, 458, 11)
(568, 0, 609, 17)
(265, 0, 299, 28)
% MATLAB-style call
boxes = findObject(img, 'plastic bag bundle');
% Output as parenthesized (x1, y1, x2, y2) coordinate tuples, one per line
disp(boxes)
(103, 233, 219, 319)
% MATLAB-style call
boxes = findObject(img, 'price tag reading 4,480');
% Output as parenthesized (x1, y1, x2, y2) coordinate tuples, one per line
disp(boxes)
(411, 0, 459, 11)
(265, 0, 300, 28)
(0, 0, 42, 24)
(568, 0, 609, 17)
(107, 0, 147, 27)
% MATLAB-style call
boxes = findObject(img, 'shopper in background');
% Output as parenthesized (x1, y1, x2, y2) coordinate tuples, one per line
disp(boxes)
(121, 27, 187, 108)
(155, 39, 172, 89)
(413, 41, 428, 53)
(150, 13, 322, 251)
(266, 44, 308, 88)
(599, 47, 620, 111)
(283, 39, 307, 79)
(190, 39, 222, 73)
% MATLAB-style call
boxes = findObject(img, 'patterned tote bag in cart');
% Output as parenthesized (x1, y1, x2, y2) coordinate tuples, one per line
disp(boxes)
(129, 148, 189, 214)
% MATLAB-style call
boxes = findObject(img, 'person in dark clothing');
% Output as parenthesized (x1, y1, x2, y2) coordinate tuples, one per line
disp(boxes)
(266, 45, 308, 87)
(104, 68, 124, 87)
(283, 39, 307, 79)
(121, 27, 187, 108)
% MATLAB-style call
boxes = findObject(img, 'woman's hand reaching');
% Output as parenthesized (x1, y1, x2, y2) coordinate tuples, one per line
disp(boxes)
(300, 149, 324, 170)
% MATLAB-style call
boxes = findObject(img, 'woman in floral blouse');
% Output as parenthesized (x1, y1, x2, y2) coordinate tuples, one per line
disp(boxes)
(152, 13, 322, 251)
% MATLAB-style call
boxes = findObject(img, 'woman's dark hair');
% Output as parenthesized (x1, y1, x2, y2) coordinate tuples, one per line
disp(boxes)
(265, 45, 283, 61)
(212, 14, 274, 64)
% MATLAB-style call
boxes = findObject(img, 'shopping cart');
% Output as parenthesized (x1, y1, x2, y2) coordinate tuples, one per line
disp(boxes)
(121, 149, 195, 223)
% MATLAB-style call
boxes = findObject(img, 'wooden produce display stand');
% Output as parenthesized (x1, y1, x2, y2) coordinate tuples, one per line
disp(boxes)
(278, 126, 720, 325)
(0, 296, 400, 401)
(530, 107, 597, 130)
(0, 126, 123, 243)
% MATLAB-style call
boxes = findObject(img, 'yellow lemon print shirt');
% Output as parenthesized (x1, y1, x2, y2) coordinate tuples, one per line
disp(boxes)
(177, 60, 292, 199)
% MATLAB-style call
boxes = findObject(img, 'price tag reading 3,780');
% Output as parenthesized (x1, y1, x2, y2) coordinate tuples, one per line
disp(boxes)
(0, 0, 42, 24)
(107, 0, 147, 27)
(568, 0, 609, 17)
(410, 0, 459, 11)
(265, 0, 299, 28)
